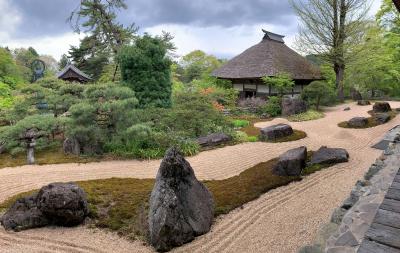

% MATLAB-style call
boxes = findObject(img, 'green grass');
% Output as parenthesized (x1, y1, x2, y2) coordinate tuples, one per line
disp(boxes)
(338, 110, 397, 129)
(262, 130, 307, 143)
(232, 119, 250, 128)
(247, 136, 258, 142)
(0, 152, 338, 241)
(0, 148, 100, 169)
(287, 110, 325, 122)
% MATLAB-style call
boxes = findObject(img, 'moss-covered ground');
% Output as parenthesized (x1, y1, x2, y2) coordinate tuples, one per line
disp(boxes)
(0, 152, 337, 241)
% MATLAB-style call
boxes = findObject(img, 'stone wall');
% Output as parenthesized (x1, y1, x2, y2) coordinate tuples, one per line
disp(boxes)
(299, 127, 400, 253)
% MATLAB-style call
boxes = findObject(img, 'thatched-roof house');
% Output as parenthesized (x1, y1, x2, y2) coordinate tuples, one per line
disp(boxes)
(57, 64, 92, 83)
(213, 30, 321, 98)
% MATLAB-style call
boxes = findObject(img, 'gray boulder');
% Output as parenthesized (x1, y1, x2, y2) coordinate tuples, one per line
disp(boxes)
(260, 124, 294, 141)
(63, 138, 80, 155)
(310, 146, 349, 165)
(37, 183, 89, 226)
(357, 100, 371, 106)
(1, 195, 48, 231)
(351, 89, 362, 101)
(373, 102, 391, 113)
(273, 146, 307, 177)
(1, 183, 89, 232)
(149, 148, 214, 252)
(343, 107, 351, 111)
(374, 113, 391, 124)
(197, 133, 231, 147)
(281, 97, 307, 116)
(348, 117, 368, 128)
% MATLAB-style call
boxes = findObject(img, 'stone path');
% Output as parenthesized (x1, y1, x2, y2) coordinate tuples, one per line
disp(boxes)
(1, 101, 400, 253)
(358, 169, 400, 253)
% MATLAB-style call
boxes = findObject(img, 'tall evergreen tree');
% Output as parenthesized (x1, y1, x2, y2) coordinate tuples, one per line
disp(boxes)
(119, 34, 173, 108)
(68, 0, 136, 81)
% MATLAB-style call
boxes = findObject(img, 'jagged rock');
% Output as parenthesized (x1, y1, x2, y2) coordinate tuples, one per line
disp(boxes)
(281, 97, 307, 116)
(1, 183, 88, 231)
(37, 183, 89, 226)
(373, 102, 391, 113)
(310, 146, 349, 165)
(197, 133, 231, 147)
(0, 195, 48, 231)
(273, 146, 307, 177)
(63, 138, 80, 155)
(348, 117, 368, 128)
(374, 113, 391, 124)
(149, 148, 214, 252)
(357, 100, 371, 106)
(260, 124, 294, 141)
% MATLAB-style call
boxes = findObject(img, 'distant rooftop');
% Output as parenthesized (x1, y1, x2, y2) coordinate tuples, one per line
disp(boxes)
(262, 30, 285, 43)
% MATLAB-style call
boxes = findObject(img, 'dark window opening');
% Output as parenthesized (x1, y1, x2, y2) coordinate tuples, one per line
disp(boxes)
(245, 90, 256, 98)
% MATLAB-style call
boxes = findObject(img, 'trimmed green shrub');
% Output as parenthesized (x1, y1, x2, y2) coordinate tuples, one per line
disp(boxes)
(260, 96, 281, 117)
(233, 119, 250, 128)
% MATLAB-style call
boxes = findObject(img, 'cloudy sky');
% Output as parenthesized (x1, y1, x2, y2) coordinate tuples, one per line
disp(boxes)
(0, 0, 382, 61)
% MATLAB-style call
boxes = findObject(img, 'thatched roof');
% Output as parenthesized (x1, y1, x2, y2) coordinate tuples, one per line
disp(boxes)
(57, 64, 92, 83)
(213, 30, 321, 80)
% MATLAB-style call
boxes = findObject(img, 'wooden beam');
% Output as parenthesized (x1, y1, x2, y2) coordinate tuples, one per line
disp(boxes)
(394, 0, 400, 12)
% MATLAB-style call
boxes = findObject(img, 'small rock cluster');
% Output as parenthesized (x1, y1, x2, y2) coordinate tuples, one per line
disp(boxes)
(260, 124, 294, 141)
(298, 131, 400, 253)
(1, 183, 89, 232)
(273, 146, 349, 177)
(148, 147, 214, 252)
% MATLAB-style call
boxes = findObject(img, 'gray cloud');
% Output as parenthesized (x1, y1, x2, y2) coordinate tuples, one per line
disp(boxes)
(7, 0, 296, 38)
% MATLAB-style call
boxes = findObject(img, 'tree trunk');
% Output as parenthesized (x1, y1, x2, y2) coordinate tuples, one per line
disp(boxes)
(112, 63, 119, 82)
(335, 64, 345, 102)
(316, 96, 321, 111)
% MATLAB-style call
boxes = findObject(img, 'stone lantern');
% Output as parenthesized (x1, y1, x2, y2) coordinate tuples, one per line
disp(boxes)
(19, 128, 44, 165)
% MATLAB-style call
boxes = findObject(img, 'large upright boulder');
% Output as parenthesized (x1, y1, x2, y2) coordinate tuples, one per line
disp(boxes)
(260, 124, 294, 141)
(310, 146, 349, 165)
(37, 183, 89, 226)
(149, 148, 214, 252)
(373, 102, 391, 113)
(281, 97, 307, 116)
(1, 183, 89, 231)
(273, 146, 307, 177)
(350, 89, 362, 101)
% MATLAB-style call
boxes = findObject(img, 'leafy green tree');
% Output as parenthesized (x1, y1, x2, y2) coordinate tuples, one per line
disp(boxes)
(119, 34, 173, 108)
(180, 50, 224, 83)
(291, 0, 370, 101)
(262, 72, 295, 97)
(0, 48, 22, 87)
(346, 25, 400, 97)
(14, 47, 40, 82)
(302, 81, 331, 110)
